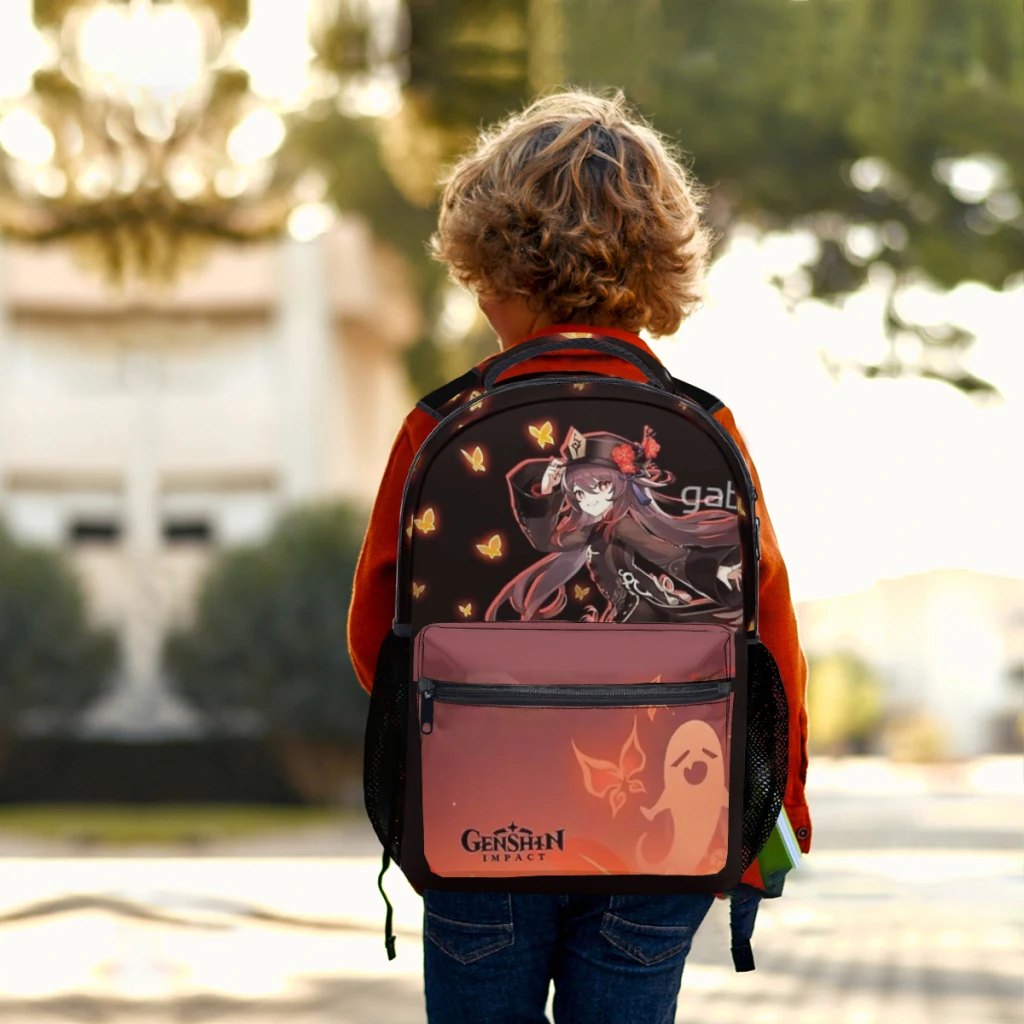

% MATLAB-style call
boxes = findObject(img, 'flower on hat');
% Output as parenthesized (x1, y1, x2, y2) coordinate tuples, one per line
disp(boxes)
(611, 443, 638, 475)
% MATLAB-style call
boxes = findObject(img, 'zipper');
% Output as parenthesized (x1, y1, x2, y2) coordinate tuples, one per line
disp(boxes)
(418, 678, 732, 734)
(394, 375, 759, 625)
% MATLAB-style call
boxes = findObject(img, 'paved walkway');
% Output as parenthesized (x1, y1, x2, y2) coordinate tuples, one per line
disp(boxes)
(0, 757, 1020, 1023)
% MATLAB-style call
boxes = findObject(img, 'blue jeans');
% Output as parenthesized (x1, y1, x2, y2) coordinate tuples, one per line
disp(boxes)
(422, 890, 716, 1024)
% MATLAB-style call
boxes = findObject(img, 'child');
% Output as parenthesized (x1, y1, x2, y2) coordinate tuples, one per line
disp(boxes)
(348, 88, 810, 1024)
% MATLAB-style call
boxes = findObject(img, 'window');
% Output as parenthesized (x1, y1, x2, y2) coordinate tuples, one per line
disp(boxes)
(163, 518, 213, 544)
(69, 518, 122, 544)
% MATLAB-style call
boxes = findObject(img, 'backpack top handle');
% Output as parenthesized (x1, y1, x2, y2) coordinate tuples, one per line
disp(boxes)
(482, 332, 675, 392)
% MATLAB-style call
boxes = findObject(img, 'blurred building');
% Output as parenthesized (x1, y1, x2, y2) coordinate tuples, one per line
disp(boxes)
(796, 569, 1024, 757)
(0, 220, 418, 736)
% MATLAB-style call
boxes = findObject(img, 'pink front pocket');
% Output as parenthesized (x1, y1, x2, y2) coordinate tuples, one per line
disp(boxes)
(415, 620, 733, 686)
(414, 622, 735, 879)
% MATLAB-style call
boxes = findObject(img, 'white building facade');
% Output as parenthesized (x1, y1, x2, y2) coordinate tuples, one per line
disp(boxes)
(0, 220, 418, 737)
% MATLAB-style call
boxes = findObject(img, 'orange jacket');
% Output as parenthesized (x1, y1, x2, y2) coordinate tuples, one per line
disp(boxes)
(347, 325, 812, 867)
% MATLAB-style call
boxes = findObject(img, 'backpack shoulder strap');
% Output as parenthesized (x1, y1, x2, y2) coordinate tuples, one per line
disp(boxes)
(416, 366, 485, 421)
(670, 375, 724, 415)
(416, 368, 724, 421)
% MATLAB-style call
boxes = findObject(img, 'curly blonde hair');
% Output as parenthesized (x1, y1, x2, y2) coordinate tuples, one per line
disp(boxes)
(431, 89, 712, 337)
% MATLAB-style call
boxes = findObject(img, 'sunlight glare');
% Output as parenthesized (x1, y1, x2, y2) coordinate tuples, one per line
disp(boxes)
(227, 109, 286, 165)
(933, 154, 1008, 204)
(78, 3, 206, 102)
(287, 202, 336, 242)
(233, 0, 316, 109)
(0, 0, 51, 100)
(337, 70, 404, 118)
(0, 108, 55, 164)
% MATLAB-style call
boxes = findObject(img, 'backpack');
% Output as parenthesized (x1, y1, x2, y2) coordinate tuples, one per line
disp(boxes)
(363, 333, 790, 971)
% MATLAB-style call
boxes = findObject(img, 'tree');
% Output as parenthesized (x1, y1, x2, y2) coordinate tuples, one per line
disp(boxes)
(303, 0, 1023, 397)
(164, 503, 370, 803)
(0, 526, 116, 734)
(564, 0, 1023, 398)
(806, 650, 885, 755)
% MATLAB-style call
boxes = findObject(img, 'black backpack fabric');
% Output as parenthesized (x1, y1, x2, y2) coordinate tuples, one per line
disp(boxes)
(364, 333, 788, 968)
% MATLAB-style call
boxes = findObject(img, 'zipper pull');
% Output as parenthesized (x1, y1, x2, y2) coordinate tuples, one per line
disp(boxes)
(419, 679, 435, 734)
(754, 516, 761, 562)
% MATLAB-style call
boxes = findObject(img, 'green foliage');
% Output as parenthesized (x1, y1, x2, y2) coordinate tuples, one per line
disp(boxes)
(34, 0, 250, 29)
(0, 527, 116, 731)
(287, 115, 444, 299)
(807, 650, 885, 755)
(165, 503, 370, 746)
(304, 0, 1022, 397)
(0, 803, 336, 848)
(564, 0, 1023, 299)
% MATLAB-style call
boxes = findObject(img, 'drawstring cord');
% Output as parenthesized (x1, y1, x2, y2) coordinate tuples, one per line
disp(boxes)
(378, 849, 396, 960)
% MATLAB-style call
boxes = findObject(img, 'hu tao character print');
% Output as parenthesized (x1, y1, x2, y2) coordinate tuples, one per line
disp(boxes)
(485, 425, 742, 624)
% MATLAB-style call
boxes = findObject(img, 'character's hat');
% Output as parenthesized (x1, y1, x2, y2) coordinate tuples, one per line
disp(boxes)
(560, 425, 668, 484)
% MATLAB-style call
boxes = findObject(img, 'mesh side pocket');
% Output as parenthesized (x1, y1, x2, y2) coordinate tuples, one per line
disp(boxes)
(363, 629, 410, 860)
(739, 640, 789, 874)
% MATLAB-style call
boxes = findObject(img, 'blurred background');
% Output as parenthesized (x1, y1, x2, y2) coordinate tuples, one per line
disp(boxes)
(0, 0, 1020, 1021)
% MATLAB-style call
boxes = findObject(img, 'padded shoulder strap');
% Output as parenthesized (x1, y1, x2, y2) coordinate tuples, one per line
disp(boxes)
(416, 367, 484, 421)
(416, 368, 723, 421)
(671, 375, 724, 415)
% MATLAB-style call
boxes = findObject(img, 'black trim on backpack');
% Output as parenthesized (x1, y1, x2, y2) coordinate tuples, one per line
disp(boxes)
(415, 341, 724, 420)
(738, 639, 789, 876)
(363, 629, 412, 860)
(417, 367, 485, 420)
(482, 333, 675, 391)
(670, 375, 725, 415)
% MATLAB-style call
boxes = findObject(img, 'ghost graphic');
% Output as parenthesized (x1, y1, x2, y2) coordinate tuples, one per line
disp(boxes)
(635, 719, 729, 875)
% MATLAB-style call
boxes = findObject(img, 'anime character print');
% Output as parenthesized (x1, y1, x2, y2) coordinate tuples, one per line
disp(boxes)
(486, 425, 743, 624)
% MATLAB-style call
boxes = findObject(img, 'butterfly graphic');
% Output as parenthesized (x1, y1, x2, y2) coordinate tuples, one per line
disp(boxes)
(405, 518, 414, 539)
(476, 534, 503, 559)
(461, 446, 486, 473)
(412, 582, 425, 599)
(458, 602, 473, 618)
(572, 383, 587, 391)
(414, 508, 437, 535)
(529, 421, 554, 449)
(573, 717, 647, 817)
(469, 390, 484, 412)
(574, 584, 591, 600)
(646, 676, 664, 720)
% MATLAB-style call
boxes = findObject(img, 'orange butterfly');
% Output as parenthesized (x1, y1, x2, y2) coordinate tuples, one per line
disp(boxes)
(461, 446, 486, 473)
(573, 717, 647, 817)
(529, 421, 554, 448)
(458, 602, 473, 618)
(412, 582, 426, 599)
(405, 517, 414, 539)
(414, 508, 436, 535)
(469, 390, 484, 411)
(572, 382, 587, 391)
(574, 584, 590, 600)
(476, 534, 502, 559)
